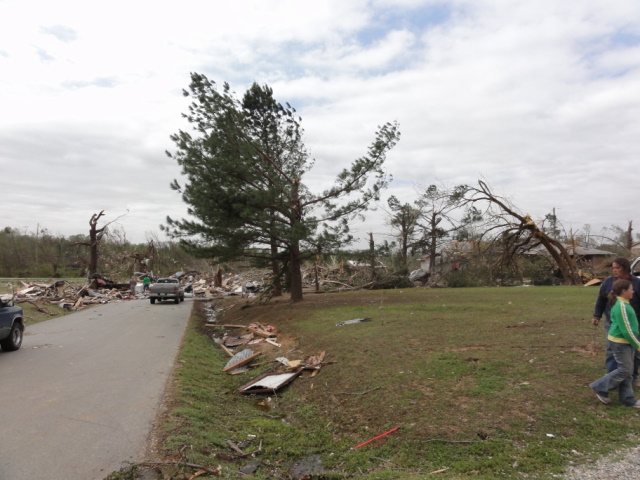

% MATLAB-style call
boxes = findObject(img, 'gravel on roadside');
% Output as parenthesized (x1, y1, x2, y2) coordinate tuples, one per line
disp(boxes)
(561, 446, 640, 479)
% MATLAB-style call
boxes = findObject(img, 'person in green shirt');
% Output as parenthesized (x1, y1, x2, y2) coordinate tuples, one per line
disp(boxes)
(590, 279, 640, 407)
(143, 275, 151, 293)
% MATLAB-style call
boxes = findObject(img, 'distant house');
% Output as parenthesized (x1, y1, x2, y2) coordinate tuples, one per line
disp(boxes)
(631, 242, 640, 258)
(524, 244, 615, 271)
(417, 240, 478, 272)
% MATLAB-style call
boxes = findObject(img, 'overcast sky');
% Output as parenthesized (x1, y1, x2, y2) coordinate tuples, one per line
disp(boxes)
(1, 0, 639, 249)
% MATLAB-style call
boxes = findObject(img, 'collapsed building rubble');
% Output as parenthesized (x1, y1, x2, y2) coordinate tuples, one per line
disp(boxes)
(3, 270, 272, 312)
(7, 278, 146, 311)
(3, 259, 404, 314)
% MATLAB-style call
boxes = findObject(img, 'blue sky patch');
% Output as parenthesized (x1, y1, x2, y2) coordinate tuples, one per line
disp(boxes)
(357, 3, 452, 46)
(610, 30, 640, 47)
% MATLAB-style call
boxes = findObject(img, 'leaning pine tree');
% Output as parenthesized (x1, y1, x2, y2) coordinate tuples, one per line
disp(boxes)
(163, 73, 400, 302)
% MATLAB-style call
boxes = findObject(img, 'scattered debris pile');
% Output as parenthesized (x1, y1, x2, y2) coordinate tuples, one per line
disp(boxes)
(3, 260, 409, 315)
(205, 305, 328, 395)
(7, 277, 148, 312)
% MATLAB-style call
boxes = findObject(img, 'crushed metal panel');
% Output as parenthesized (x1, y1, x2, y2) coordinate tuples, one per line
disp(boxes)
(237, 370, 303, 394)
(336, 317, 372, 327)
(222, 348, 259, 372)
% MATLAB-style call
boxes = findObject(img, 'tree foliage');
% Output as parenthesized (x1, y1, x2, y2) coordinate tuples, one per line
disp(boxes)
(414, 184, 476, 274)
(387, 195, 422, 266)
(0, 225, 201, 280)
(164, 73, 400, 301)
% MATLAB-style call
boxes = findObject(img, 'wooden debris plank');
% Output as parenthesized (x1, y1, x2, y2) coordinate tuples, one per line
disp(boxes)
(310, 351, 326, 378)
(222, 351, 261, 372)
(247, 327, 276, 338)
(219, 343, 234, 357)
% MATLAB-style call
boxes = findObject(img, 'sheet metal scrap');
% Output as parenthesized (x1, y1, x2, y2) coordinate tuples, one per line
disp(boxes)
(222, 348, 260, 373)
(336, 317, 372, 327)
(237, 369, 303, 394)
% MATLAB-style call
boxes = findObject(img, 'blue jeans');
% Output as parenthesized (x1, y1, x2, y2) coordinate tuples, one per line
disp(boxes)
(591, 341, 637, 406)
(604, 319, 640, 379)
(606, 353, 640, 377)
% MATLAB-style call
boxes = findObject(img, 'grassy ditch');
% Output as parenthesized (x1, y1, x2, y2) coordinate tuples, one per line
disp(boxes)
(150, 286, 640, 479)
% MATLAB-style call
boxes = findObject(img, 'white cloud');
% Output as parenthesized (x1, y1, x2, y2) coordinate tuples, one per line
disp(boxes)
(1, 0, 640, 249)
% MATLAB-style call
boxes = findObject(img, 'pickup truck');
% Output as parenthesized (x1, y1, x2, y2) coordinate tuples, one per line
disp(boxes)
(0, 296, 24, 351)
(149, 278, 185, 304)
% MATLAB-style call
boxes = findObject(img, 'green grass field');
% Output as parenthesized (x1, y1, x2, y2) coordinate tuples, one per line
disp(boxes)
(138, 285, 640, 480)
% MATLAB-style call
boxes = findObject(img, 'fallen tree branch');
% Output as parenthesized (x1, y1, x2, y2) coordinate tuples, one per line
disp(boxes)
(322, 280, 354, 288)
(15, 299, 54, 315)
(421, 438, 478, 444)
(428, 467, 450, 474)
(336, 386, 381, 395)
(141, 461, 221, 475)
(226, 440, 245, 455)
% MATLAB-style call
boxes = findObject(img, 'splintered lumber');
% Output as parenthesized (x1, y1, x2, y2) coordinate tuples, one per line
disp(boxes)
(309, 351, 326, 378)
(222, 349, 261, 372)
(219, 343, 234, 357)
(15, 299, 53, 315)
(247, 326, 276, 338)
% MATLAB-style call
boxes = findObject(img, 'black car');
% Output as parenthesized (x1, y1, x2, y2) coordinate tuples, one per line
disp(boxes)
(0, 297, 24, 351)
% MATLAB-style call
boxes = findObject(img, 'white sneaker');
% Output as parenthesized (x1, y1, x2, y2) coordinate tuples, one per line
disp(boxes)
(594, 391, 611, 405)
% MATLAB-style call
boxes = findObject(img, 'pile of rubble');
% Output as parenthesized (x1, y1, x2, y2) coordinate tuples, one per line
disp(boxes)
(203, 303, 328, 394)
(3, 269, 276, 313)
(8, 278, 142, 312)
(4, 263, 401, 313)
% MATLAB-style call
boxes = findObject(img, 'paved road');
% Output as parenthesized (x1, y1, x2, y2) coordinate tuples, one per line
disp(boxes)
(0, 298, 191, 480)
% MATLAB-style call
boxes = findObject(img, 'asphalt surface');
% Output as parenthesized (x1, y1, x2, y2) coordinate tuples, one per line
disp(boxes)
(0, 297, 191, 480)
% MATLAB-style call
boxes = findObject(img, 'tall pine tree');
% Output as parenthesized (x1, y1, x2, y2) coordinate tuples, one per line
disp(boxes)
(165, 73, 400, 301)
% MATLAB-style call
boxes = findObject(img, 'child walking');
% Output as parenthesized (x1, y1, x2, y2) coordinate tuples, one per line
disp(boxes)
(590, 279, 640, 407)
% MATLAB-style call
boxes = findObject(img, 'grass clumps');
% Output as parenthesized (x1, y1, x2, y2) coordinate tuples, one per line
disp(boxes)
(152, 286, 640, 479)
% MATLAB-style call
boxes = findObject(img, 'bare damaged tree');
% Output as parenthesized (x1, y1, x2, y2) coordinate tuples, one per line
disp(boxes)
(415, 184, 472, 274)
(470, 180, 581, 285)
(625, 221, 634, 253)
(73, 210, 129, 277)
(369, 232, 377, 281)
(73, 211, 107, 277)
(128, 241, 156, 274)
(386, 195, 422, 266)
(585, 221, 635, 257)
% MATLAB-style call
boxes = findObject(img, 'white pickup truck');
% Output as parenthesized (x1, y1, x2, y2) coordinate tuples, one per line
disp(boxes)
(149, 278, 185, 304)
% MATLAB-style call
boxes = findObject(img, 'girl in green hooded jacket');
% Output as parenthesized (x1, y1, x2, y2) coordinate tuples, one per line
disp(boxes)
(590, 279, 640, 407)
